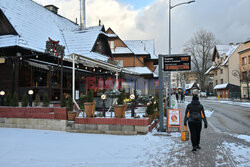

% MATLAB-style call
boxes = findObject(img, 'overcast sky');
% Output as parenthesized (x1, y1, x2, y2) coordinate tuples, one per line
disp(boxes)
(34, 0, 250, 55)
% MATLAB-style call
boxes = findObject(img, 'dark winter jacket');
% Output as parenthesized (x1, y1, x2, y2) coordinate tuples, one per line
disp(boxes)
(184, 100, 208, 126)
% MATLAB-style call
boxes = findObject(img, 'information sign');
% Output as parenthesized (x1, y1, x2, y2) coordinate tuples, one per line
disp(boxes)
(164, 55, 191, 71)
(167, 109, 181, 132)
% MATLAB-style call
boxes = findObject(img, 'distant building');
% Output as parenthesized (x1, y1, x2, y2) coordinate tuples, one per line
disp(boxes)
(238, 39, 250, 99)
(205, 44, 243, 98)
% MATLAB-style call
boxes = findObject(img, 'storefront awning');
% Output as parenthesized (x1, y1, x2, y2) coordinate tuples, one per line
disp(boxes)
(214, 83, 228, 90)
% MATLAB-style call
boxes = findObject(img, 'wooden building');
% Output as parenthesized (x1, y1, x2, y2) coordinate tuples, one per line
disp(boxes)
(105, 28, 158, 96)
(0, 0, 138, 102)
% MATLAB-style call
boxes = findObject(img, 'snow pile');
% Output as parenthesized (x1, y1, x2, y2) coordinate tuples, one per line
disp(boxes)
(222, 142, 250, 167)
(204, 110, 214, 118)
(236, 134, 250, 143)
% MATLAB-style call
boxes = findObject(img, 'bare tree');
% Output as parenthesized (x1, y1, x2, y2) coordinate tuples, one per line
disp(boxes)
(184, 29, 217, 91)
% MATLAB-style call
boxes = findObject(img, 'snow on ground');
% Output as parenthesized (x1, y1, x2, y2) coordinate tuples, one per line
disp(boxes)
(205, 98, 250, 108)
(0, 128, 175, 167)
(204, 110, 214, 118)
(222, 142, 250, 167)
(234, 134, 250, 143)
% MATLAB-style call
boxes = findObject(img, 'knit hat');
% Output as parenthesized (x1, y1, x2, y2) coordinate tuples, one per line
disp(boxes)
(192, 95, 199, 101)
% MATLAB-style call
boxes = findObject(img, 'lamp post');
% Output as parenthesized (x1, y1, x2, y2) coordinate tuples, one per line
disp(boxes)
(28, 90, 34, 107)
(0, 91, 5, 106)
(168, 0, 195, 108)
(130, 93, 135, 117)
(101, 94, 107, 117)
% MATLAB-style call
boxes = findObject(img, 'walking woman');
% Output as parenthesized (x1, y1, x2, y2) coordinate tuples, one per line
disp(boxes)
(184, 95, 208, 151)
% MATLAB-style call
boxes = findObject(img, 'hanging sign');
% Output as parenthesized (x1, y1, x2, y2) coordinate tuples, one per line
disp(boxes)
(167, 109, 181, 132)
(164, 55, 191, 71)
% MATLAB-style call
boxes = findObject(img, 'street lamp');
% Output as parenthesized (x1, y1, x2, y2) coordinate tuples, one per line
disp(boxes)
(168, 0, 195, 108)
(0, 91, 5, 106)
(28, 90, 34, 107)
(101, 94, 107, 117)
(130, 93, 135, 117)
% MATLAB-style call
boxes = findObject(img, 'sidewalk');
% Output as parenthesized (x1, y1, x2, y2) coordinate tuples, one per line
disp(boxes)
(142, 102, 250, 167)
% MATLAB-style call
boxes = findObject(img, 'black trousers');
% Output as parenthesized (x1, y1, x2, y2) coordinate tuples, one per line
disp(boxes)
(188, 121, 202, 147)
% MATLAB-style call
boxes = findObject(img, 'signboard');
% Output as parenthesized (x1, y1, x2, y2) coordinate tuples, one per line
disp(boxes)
(164, 55, 191, 71)
(167, 109, 181, 132)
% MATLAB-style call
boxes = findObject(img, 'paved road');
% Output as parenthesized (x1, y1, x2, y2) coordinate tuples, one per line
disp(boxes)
(200, 98, 250, 135)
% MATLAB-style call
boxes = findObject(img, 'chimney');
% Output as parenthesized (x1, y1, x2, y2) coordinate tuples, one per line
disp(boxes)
(44, 5, 59, 14)
(80, 0, 86, 30)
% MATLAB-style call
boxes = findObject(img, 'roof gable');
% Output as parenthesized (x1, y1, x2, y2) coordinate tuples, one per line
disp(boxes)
(0, 9, 18, 35)
(0, 0, 109, 61)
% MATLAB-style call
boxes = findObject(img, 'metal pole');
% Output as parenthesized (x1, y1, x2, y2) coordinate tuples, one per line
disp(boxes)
(158, 54, 164, 131)
(60, 54, 63, 101)
(168, 0, 172, 108)
(72, 54, 75, 104)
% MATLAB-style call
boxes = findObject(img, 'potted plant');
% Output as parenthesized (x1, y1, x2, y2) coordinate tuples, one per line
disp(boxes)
(66, 95, 76, 121)
(84, 90, 96, 117)
(114, 89, 127, 118)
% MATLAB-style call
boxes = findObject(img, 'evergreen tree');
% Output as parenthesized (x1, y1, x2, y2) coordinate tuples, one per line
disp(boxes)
(4, 92, 11, 106)
(86, 90, 94, 103)
(11, 92, 19, 107)
(117, 89, 126, 105)
(66, 95, 74, 111)
(22, 94, 28, 107)
(34, 94, 40, 107)
(43, 93, 50, 107)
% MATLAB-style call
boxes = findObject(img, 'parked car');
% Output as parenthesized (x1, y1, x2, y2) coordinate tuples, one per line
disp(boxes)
(199, 92, 207, 97)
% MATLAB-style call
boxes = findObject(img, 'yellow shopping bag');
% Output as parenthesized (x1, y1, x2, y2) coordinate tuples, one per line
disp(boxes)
(181, 125, 189, 141)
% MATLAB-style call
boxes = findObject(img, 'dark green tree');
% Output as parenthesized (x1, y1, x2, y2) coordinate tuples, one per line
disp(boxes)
(79, 95, 87, 110)
(4, 92, 11, 106)
(86, 90, 94, 103)
(117, 89, 126, 105)
(66, 95, 74, 111)
(43, 93, 50, 107)
(34, 94, 40, 107)
(11, 92, 19, 107)
(22, 94, 28, 107)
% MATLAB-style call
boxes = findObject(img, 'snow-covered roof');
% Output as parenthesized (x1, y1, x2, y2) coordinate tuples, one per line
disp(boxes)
(112, 47, 132, 54)
(214, 83, 228, 90)
(0, 0, 108, 62)
(142, 40, 157, 59)
(153, 65, 159, 77)
(216, 45, 237, 57)
(221, 45, 239, 66)
(205, 65, 217, 75)
(124, 40, 157, 59)
(124, 66, 153, 75)
(185, 83, 194, 90)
